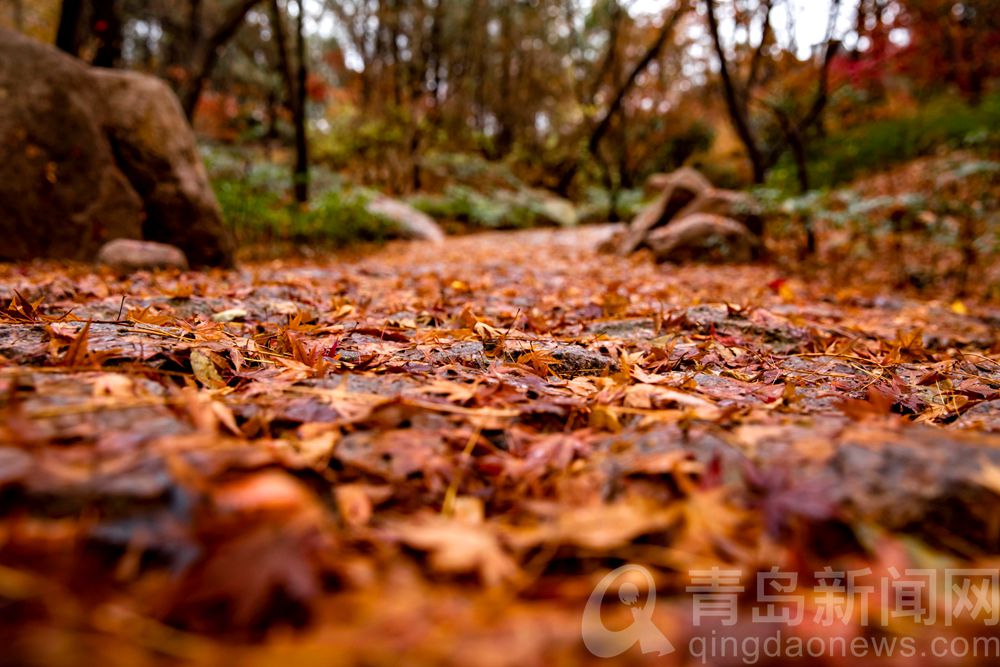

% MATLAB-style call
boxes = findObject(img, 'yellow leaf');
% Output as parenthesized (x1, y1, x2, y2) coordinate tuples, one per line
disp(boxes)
(976, 463, 1000, 495)
(92, 374, 134, 398)
(589, 405, 622, 432)
(393, 517, 519, 587)
(191, 349, 225, 389)
(951, 300, 968, 315)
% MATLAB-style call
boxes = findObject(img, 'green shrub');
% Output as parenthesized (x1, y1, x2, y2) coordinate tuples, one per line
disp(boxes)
(420, 152, 527, 192)
(577, 186, 646, 224)
(409, 185, 575, 230)
(213, 178, 393, 249)
(214, 179, 288, 240)
(292, 187, 394, 245)
(767, 93, 1000, 193)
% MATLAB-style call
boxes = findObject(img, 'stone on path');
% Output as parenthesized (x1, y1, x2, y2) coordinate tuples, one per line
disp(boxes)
(97, 239, 189, 273)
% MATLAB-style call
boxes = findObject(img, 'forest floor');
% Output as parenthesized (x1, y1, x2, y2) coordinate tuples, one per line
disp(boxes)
(2, 225, 1000, 665)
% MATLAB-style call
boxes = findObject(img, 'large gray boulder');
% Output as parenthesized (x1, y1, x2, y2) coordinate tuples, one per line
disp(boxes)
(0, 29, 234, 267)
(91, 69, 234, 267)
(645, 213, 759, 264)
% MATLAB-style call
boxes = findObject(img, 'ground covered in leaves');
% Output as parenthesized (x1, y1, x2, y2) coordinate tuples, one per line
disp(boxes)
(2, 226, 1000, 666)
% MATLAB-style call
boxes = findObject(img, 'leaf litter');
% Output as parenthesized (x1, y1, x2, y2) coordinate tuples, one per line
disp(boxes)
(1, 225, 999, 665)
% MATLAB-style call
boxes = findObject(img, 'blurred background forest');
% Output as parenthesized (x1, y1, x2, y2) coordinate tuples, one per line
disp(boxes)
(2, 0, 999, 294)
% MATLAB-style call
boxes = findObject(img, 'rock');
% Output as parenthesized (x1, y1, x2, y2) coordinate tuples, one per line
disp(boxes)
(544, 343, 618, 375)
(645, 214, 759, 264)
(97, 239, 189, 272)
(0, 447, 32, 487)
(212, 308, 249, 323)
(675, 187, 765, 237)
(611, 419, 1000, 552)
(493, 188, 578, 227)
(586, 318, 658, 340)
(775, 425, 1000, 550)
(954, 400, 1000, 432)
(367, 197, 446, 243)
(531, 191, 578, 228)
(615, 167, 712, 255)
(91, 69, 235, 267)
(0, 29, 233, 267)
(0, 29, 144, 262)
(429, 339, 618, 375)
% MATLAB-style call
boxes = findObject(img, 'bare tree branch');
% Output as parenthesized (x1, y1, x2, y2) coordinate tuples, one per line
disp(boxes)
(556, 0, 690, 193)
(180, 0, 265, 118)
(707, 0, 766, 182)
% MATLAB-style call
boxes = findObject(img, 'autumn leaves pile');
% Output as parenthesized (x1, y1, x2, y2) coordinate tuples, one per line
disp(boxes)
(1, 226, 999, 664)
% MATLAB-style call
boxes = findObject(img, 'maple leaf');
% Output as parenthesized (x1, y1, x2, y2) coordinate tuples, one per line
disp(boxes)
(622, 384, 719, 417)
(163, 472, 337, 634)
(6, 192, 1000, 658)
(516, 348, 558, 377)
(335, 483, 375, 527)
(59, 321, 93, 367)
(392, 514, 520, 587)
(630, 365, 670, 384)
(664, 486, 759, 568)
(127, 305, 176, 326)
(1, 290, 45, 323)
(520, 433, 591, 474)
(838, 385, 898, 419)
(164, 517, 333, 633)
(743, 464, 838, 537)
(409, 379, 481, 404)
(283, 330, 330, 375)
(506, 498, 680, 552)
(190, 348, 226, 389)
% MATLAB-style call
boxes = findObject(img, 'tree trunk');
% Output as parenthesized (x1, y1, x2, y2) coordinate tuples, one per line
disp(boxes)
(269, 0, 294, 109)
(555, 1, 689, 194)
(293, 0, 310, 203)
(180, 62, 211, 119)
(179, 0, 263, 120)
(12, 0, 23, 31)
(791, 137, 809, 193)
(410, 128, 423, 192)
(769, 105, 811, 194)
(268, 0, 309, 203)
(91, 0, 123, 68)
(706, 0, 766, 183)
(56, 0, 85, 57)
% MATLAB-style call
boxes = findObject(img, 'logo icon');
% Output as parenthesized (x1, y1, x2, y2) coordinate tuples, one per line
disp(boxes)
(582, 564, 675, 658)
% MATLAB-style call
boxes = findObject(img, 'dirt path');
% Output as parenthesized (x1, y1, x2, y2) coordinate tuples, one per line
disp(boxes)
(2, 226, 1000, 665)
